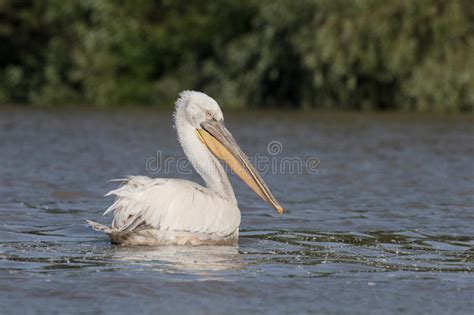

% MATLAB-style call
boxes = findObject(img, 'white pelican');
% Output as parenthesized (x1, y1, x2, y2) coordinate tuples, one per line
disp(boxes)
(88, 91, 283, 246)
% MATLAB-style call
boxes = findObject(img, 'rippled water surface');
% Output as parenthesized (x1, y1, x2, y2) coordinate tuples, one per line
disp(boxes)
(0, 108, 473, 314)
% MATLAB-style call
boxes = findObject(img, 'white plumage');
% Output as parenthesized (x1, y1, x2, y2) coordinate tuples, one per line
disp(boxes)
(88, 91, 282, 246)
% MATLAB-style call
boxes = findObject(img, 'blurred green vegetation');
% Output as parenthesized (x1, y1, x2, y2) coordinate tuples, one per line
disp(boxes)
(0, 0, 472, 110)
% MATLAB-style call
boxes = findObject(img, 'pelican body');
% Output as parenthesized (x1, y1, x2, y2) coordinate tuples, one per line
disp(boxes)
(88, 91, 283, 245)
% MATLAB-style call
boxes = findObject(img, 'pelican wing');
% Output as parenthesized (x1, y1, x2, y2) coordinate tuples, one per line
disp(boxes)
(97, 176, 240, 236)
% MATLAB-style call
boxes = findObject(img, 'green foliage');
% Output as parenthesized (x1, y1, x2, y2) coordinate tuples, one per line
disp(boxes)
(0, 0, 472, 110)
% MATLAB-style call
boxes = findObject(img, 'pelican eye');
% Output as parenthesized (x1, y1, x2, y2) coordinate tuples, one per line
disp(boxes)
(206, 111, 213, 119)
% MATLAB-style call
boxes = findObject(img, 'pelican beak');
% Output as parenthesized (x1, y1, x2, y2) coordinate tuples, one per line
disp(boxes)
(196, 119, 283, 214)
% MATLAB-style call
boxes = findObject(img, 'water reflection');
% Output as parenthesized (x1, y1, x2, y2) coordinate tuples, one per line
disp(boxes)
(110, 245, 244, 273)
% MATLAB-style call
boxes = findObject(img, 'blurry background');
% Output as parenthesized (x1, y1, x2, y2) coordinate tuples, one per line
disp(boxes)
(0, 0, 473, 111)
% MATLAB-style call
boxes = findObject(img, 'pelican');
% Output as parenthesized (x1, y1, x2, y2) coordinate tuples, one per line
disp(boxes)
(88, 91, 283, 246)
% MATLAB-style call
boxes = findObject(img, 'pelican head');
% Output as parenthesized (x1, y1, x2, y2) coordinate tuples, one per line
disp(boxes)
(175, 91, 283, 214)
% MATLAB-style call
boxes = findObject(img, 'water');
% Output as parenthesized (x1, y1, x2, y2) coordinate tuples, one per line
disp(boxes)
(0, 108, 473, 314)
